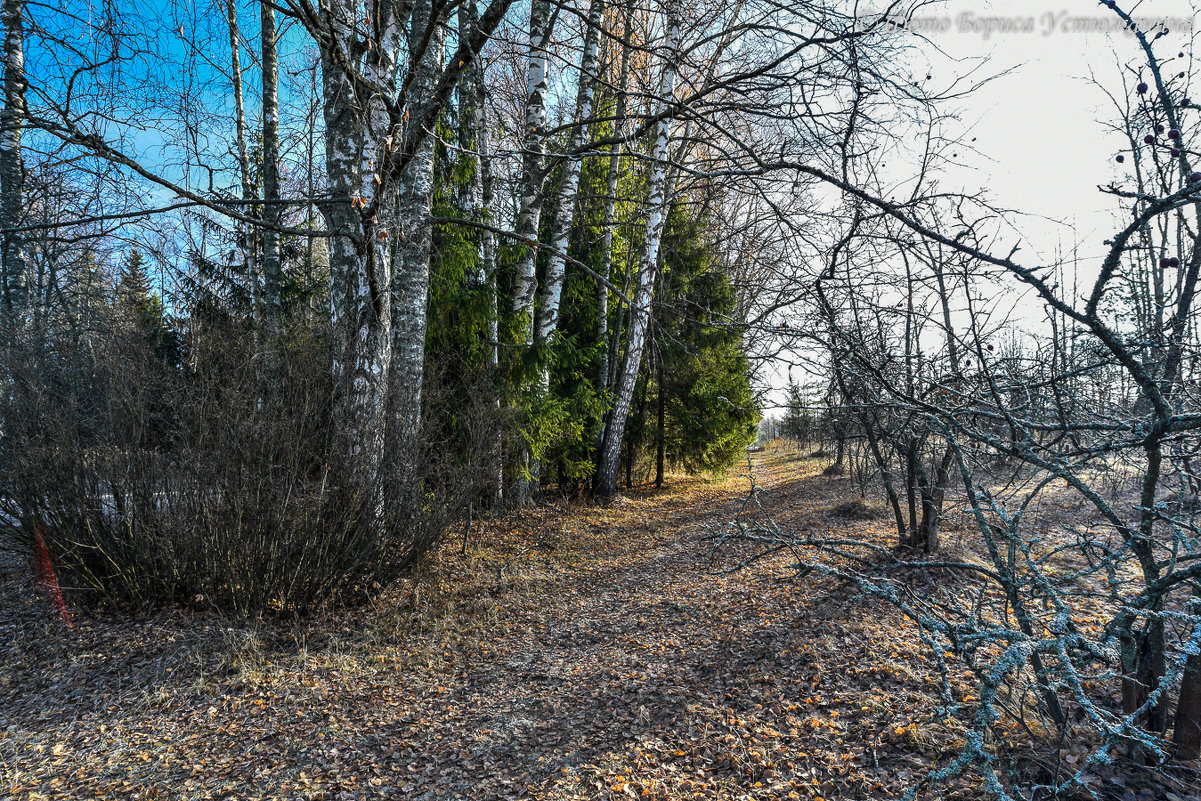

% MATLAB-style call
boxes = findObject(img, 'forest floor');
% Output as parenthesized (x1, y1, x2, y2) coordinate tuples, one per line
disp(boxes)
(0, 444, 1190, 800)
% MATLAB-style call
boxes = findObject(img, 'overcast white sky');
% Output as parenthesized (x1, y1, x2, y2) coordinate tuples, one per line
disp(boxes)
(760, 0, 1198, 414)
(912, 0, 1195, 265)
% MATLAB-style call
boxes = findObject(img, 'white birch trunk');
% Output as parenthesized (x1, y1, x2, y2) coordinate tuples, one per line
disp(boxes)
(510, 0, 552, 345)
(482, 127, 503, 507)
(389, 0, 444, 506)
(224, 0, 256, 316)
(527, 0, 604, 488)
(320, 0, 405, 516)
(0, 0, 28, 535)
(509, 0, 554, 503)
(477, 95, 499, 373)
(317, 0, 510, 519)
(533, 0, 605, 360)
(596, 0, 681, 498)
(457, 0, 497, 299)
(457, 2, 483, 269)
(260, 0, 282, 320)
(1, 0, 27, 322)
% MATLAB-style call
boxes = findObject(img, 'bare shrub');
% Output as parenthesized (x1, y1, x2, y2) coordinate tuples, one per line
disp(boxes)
(826, 498, 881, 520)
(0, 312, 509, 615)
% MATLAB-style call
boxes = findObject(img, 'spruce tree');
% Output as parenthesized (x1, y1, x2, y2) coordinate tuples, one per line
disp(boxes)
(653, 201, 759, 475)
(118, 247, 178, 368)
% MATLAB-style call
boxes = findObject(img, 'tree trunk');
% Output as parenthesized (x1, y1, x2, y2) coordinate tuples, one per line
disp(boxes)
(223, 0, 255, 315)
(457, 1, 488, 287)
(595, 5, 632, 396)
(319, 0, 406, 520)
(509, 0, 553, 503)
(625, 435, 633, 488)
(858, 407, 907, 538)
(629, 363, 649, 490)
(518, 0, 604, 495)
(595, 0, 680, 499)
(1173, 586, 1201, 759)
(831, 413, 846, 473)
(655, 349, 665, 487)
(1122, 615, 1169, 735)
(0, 0, 29, 541)
(903, 443, 918, 542)
(916, 447, 953, 553)
(388, 0, 443, 507)
(303, 65, 318, 321)
(511, 0, 552, 344)
(534, 0, 604, 360)
(1, 0, 27, 322)
(480, 87, 503, 510)
(260, 0, 282, 319)
(459, 0, 503, 510)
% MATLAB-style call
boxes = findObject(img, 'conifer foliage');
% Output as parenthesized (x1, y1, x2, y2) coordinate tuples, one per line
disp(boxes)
(0, 0, 782, 612)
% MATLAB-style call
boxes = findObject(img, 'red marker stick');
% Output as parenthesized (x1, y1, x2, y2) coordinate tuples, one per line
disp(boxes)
(33, 525, 73, 629)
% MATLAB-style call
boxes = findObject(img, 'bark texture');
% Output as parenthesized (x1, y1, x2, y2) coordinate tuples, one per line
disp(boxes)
(511, 0, 552, 345)
(534, 0, 605, 358)
(596, 0, 681, 499)
(0, 0, 26, 322)
(458, 0, 503, 507)
(223, 0, 256, 313)
(319, 0, 406, 515)
(260, 0, 282, 319)
(389, 0, 444, 506)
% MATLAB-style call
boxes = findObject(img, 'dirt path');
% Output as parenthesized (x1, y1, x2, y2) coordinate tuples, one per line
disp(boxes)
(1, 449, 968, 800)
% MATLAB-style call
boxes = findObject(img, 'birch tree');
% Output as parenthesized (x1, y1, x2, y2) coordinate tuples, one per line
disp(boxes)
(0, 0, 27, 540)
(596, 0, 680, 499)
(223, 0, 256, 313)
(313, 0, 404, 515)
(594, 3, 632, 396)
(0, 0, 26, 324)
(388, 0, 444, 506)
(283, 0, 512, 519)
(533, 0, 604, 368)
(260, 0, 282, 319)
(510, 0, 552, 346)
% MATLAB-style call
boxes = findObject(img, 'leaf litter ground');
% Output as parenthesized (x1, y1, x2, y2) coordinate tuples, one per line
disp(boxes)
(0, 447, 1078, 800)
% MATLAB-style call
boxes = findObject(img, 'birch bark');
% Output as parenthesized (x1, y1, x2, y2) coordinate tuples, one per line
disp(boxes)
(596, 0, 680, 499)
(224, 0, 256, 314)
(315, 0, 514, 519)
(457, 1, 497, 305)
(508, 0, 554, 502)
(1, 0, 27, 322)
(389, 0, 444, 505)
(0, 0, 31, 539)
(510, 0, 552, 345)
(319, 0, 406, 516)
(475, 67, 498, 373)
(533, 0, 604, 362)
(260, 0, 282, 319)
(520, 0, 605, 490)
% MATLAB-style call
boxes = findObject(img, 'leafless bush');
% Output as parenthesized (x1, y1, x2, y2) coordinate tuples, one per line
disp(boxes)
(0, 314, 510, 615)
(827, 498, 882, 520)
